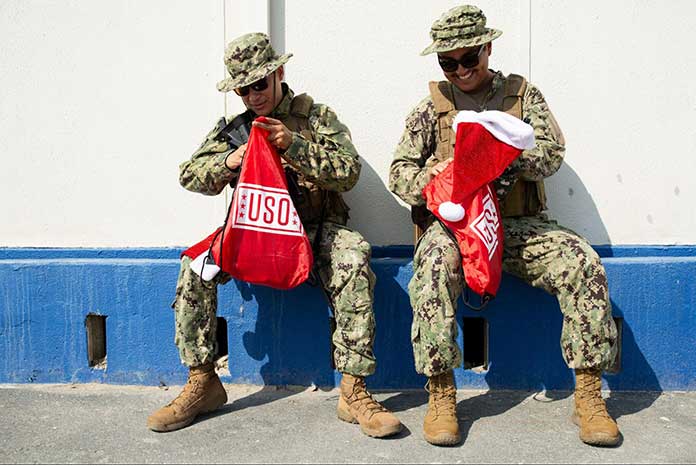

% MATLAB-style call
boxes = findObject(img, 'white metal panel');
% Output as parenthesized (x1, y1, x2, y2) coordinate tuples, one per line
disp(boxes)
(284, 0, 528, 245)
(0, 0, 225, 246)
(531, 0, 696, 244)
(1, 1, 694, 246)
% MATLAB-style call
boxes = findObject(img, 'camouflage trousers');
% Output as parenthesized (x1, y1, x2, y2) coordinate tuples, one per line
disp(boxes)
(173, 221, 377, 376)
(409, 216, 618, 377)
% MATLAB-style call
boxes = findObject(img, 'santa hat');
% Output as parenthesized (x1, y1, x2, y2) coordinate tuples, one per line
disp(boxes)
(437, 110, 535, 222)
(422, 111, 535, 300)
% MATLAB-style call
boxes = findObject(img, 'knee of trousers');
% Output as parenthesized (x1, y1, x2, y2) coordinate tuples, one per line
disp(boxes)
(554, 232, 608, 285)
(410, 241, 463, 296)
(552, 233, 612, 328)
(322, 232, 376, 316)
(330, 233, 372, 268)
(323, 234, 374, 290)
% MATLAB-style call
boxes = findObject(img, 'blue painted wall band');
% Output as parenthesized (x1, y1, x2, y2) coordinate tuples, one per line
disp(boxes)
(1, 247, 695, 390)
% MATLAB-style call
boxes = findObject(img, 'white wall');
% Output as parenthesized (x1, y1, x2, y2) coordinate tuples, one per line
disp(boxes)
(1, 0, 694, 247)
(530, 0, 696, 244)
(0, 0, 225, 247)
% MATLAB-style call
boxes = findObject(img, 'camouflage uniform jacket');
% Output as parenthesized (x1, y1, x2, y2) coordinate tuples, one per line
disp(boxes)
(179, 85, 360, 225)
(389, 71, 566, 206)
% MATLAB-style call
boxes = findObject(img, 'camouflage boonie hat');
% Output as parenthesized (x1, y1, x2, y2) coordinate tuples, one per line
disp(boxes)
(216, 32, 292, 92)
(421, 5, 502, 56)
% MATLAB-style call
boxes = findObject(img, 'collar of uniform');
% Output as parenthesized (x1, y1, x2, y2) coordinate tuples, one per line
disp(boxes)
(451, 69, 505, 111)
(269, 83, 295, 119)
(453, 70, 504, 98)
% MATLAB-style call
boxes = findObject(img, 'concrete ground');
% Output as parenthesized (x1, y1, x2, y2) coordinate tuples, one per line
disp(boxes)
(0, 383, 694, 464)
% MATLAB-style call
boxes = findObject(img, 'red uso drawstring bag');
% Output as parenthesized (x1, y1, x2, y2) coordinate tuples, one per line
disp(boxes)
(182, 116, 313, 289)
(423, 110, 535, 305)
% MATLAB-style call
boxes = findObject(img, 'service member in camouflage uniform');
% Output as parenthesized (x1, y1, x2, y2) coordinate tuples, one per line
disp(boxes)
(389, 5, 620, 447)
(148, 32, 402, 438)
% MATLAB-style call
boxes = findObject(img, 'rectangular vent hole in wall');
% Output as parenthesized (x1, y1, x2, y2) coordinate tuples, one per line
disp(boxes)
(85, 313, 107, 369)
(214, 317, 229, 375)
(463, 317, 488, 371)
(606, 317, 623, 374)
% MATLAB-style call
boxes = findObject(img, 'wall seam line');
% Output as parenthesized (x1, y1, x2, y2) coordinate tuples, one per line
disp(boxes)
(528, 0, 532, 81)
(222, 0, 229, 208)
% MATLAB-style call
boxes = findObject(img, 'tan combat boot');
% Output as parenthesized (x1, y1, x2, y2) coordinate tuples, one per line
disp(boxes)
(337, 374, 403, 438)
(423, 371, 460, 446)
(147, 363, 227, 432)
(572, 368, 620, 446)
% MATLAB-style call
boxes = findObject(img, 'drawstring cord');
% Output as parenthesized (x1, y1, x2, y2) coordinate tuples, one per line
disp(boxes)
(198, 70, 280, 285)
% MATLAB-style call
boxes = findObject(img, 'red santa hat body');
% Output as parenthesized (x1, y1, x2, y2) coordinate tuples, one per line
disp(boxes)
(423, 110, 535, 299)
(437, 110, 535, 222)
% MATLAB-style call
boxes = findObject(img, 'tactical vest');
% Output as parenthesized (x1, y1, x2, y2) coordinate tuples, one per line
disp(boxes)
(411, 74, 547, 239)
(280, 93, 350, 226)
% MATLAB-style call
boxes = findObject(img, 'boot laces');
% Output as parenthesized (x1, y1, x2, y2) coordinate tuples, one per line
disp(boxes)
(577, 372, 610, 421)
(348, 379, 386, 418)
(425, 376, 456, 416)
(167, 376, 204, 410)
(586, 396, 610, 421)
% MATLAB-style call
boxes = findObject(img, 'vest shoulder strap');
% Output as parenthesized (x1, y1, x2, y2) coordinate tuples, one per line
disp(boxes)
(290, 93, 314, 119)
(284, 93, 314, 134)
(502, 74, 527, 119)
(428, 81, 455, 114)
(498, 74, 549, 217)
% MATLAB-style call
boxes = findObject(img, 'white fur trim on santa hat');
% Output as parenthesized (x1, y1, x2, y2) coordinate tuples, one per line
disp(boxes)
(439, 201, 466, 222)
(190, 251, 221, 281)
(452, 110, 535, 150)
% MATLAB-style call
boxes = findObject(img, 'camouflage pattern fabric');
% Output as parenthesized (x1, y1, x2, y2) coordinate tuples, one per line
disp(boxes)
(309, 222, 376, 376)
(180, 86, 360, 224)
(409, 218, 618, 377)
(217, 32, 293, 92)
(502, 216, 618, 370)
(174, 255, 232, 367)
(390, 72, 616, 377)
(494, 77, 566, 201)
(389, 72, 565, 206)
(273, 87, 361, 196)
(421, 4, 502, 56)
(176, 85, 374, 376)
(178, 121, 237, 197)
(173, 221, 377, 376)
(409, 221, 464, 375)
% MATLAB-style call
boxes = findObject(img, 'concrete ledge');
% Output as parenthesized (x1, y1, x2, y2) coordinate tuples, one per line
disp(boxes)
(1, 246, 695, 390)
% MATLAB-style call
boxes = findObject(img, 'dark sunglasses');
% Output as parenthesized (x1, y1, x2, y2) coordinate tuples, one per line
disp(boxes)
(234, 75, 270, 96)
(437, 44, 486, 72)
